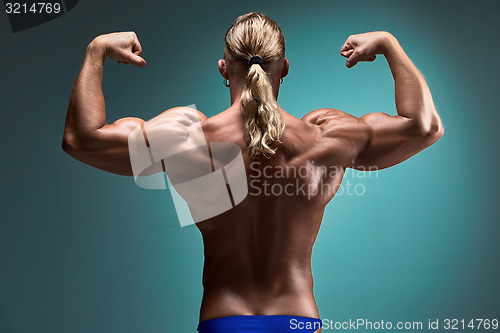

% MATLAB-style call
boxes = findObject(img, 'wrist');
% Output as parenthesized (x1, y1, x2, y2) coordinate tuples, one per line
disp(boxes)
(86, 37, 107, 63)
(380, 32, 398, 54)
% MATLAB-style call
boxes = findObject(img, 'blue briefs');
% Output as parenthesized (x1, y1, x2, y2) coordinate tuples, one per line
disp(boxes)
(197, 315, 322, 333)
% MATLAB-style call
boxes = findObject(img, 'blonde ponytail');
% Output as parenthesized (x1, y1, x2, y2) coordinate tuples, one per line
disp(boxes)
(241, 62, 284, 158)
(224, 12, 286, 158)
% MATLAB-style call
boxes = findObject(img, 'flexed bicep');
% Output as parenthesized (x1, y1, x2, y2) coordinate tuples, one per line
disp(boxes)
(351, 112, 437, 170)
(63, 117, 145, 175)
(342, 31, 444, 170)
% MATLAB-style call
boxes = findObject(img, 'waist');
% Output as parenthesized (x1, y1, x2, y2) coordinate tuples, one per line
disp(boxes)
(198, 315, 322, 333)
(199, 287, 319, 323)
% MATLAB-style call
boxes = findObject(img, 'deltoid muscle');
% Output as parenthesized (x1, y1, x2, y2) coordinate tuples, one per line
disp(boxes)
(128, 107, 248, 226)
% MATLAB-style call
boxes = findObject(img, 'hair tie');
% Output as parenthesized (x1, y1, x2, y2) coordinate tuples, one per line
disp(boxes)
(248, 55, 263, 66)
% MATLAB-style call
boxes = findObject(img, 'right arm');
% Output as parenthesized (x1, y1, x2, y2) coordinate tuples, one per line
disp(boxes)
(62, 32, 147, 176)
(341, 32, 444, 170)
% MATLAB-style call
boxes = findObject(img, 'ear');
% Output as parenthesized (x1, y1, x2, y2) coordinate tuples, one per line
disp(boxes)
(218, 59, 228, 79)
(281, 58, 289, 79)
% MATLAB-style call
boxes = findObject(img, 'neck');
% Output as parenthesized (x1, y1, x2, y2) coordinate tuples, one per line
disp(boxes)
(228, 80, 281, 106)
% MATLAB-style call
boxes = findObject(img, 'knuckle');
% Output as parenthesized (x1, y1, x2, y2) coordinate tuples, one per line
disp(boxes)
(127, 31, 136, 40)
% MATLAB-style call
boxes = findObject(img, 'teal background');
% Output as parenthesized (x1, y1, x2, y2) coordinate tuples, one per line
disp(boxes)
(1, 0, 499, 332)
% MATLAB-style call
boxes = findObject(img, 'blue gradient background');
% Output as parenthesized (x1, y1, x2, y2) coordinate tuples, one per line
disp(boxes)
(1, 0, 499, 332)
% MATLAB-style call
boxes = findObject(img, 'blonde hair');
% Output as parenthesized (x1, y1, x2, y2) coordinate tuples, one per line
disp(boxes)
(224, 12, 286, 158)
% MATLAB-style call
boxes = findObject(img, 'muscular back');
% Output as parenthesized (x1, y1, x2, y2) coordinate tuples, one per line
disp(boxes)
(62, 28, 443, 328)
(195, 106, 365, 322)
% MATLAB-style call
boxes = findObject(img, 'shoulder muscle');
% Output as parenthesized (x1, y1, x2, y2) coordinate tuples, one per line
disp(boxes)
(302, 108, 368, 140)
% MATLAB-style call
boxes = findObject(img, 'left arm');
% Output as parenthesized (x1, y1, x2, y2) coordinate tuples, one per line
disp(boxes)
(340, 32, 444, 170)
(62, 31, 147, 176)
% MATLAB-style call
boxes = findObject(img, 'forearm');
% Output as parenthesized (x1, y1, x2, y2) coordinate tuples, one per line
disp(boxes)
(383, 34, 442, 135)
(63, 41, 107, 149)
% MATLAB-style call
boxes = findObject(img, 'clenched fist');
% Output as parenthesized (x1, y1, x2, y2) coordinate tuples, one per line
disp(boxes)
(88, 31, 146, 67)
(340, 31, 394, 68)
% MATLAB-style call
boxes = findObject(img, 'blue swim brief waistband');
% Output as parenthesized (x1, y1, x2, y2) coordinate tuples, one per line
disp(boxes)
(197, 315, 322, 333)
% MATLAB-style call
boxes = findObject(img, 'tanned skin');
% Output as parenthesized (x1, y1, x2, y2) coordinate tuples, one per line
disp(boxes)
(63, 31, 443, 332)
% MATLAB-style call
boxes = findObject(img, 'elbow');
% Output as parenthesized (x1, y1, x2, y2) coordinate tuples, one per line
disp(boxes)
(427, 115, 444, 142)
(416, 116, 444, 145)
(62, 138, 78, 156)
(62, 131, 102, 159)
(62, 130, 83, 156)
(62, 139, 75, 155)
(434, 120, 444, 140)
